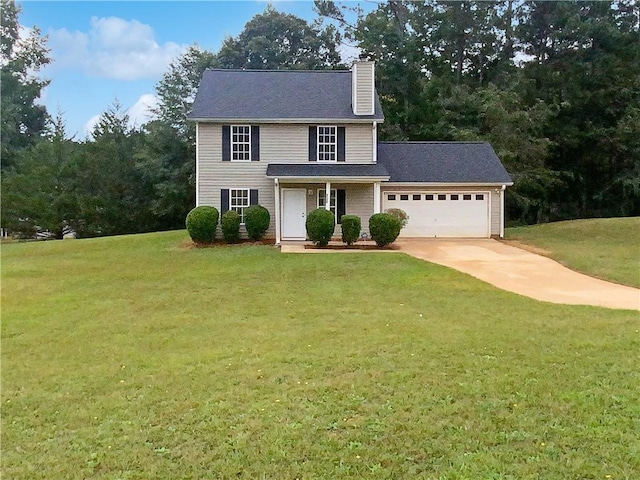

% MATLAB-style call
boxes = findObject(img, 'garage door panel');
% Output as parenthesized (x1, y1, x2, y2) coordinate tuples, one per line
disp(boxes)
(383, 192, 489, 238)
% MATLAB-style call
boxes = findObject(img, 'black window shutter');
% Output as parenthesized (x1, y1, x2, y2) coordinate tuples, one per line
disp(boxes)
(337, 127, 346, 162)
(250, 189, 259, 205)
(308, 126, 317, 161)
(221, 189, 229, 213)
(222, 126, 230, 161)
(251, 126, 260, 161)
(337, 189, 346, 224)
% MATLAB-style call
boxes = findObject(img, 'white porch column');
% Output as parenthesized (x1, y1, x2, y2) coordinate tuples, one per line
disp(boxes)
(373, 182, 381, 214)
(325, 181, 331, 211)
(274, 179, 281, 245)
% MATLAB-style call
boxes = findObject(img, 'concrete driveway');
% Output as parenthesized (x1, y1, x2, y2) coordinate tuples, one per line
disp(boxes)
(396, 238, 640, 310)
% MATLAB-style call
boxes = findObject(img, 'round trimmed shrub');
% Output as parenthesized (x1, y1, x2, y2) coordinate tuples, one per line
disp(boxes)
(385, 208, 409, 229)
(306, 208, 335, 246)
(369, 213, 402, 247)
(185, 206, 219, 244)
(244, 204, 270, 241)
(340, 215, 361, 246)
(221, 210, 241, 243)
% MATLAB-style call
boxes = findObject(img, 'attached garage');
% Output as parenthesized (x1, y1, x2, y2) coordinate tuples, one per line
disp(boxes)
(377, 142, 513, 238)
(383, 191, 490, 237)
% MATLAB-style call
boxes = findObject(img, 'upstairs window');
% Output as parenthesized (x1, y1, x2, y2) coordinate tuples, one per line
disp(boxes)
(232, 125, 251, 161)
(317, 126, 337, 162)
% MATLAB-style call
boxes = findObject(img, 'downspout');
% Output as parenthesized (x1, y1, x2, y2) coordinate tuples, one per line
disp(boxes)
(500, 184, 506, 238)
(195, 123, 200, 206)
(372, 121, 377, 163)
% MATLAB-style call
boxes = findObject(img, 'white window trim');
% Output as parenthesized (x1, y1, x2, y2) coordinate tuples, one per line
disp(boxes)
(317, 125, 337, 163)
(317, 188, 337, 218)
(231, 125, 251, 162)
(229, 188, 250, 224)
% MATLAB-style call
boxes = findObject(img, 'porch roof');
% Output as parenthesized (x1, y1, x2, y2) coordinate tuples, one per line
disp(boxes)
(266, 163, 390, 182)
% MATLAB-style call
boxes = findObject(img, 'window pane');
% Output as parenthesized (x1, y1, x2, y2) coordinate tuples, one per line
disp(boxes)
(476, 194, 484, 200)
(451, 194, 459, 200)
(231, 125, 251, 161)
(425, 194, 434, 200)
(413, 194, 421, 200)
(438, 194, 446, 200)
(463, 194, 472, 200)
(400, 194, 409, 201)
(317, 126, 337, 162)
(318, 189, 337, 211)
(388, 194, 396, 201)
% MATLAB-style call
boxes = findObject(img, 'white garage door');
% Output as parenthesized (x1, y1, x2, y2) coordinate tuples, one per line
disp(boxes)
(383, 192, 490, 237)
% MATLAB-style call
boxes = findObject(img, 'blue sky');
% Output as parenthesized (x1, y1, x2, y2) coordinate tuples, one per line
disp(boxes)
(19, 1, 370, 139)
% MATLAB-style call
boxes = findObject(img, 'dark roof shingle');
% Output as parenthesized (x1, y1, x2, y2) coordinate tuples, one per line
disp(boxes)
(266, 163, 389, 179)
(188, 69, 384, 121)
(377, 142, 512, 184)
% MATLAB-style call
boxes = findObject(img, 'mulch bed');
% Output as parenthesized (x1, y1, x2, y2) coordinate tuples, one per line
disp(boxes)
(181, 239, 399, 251)
(181, 239, 276, 249)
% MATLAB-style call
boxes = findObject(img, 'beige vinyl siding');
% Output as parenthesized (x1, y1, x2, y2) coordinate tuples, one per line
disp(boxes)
(197, 124, 221, 199)
(260, 125, 308, 163)
(203, 169, 276, 238)
(197, 123, 277, 237)
(352, 62, 374, 115)
(311, 184, 374, 235)
(197, 121, 376, 238)
(380, 185, 502, 236)
(261, 123, 373, 163)
(490, 190, 501, 236)
(345, 124, 374, 163)
(278, 183, 375, 236)
(339, 184, 374, 232)
(200, 122, 374, 165)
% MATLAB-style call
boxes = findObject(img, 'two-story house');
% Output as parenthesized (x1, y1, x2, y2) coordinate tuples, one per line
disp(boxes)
(188, 61, 512, 244)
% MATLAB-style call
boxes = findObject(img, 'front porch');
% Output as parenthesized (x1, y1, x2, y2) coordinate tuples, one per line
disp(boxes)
(266, 163, 390, 244)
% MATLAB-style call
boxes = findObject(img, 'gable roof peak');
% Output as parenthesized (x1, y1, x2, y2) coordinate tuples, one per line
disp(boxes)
(189, 68, 384, 121)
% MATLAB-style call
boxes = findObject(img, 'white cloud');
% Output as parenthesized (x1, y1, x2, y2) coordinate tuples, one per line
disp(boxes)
(83, 93, 158, 138)
(338, 42, 361, 65)
(83, 114, 101, 137)
(18, 24, 32, 41)
(127, 93, 158, 128)
(49, 17, 188, 80)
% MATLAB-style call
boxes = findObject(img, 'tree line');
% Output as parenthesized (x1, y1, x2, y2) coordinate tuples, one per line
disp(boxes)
(1, 1, 638, 239)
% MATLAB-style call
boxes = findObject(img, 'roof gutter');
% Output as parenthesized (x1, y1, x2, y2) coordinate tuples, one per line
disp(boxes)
(187, 117, 384, 124)
(372, 121, 377, 163)
(266, 176, 390, 183)
(382, 181, 514, 187)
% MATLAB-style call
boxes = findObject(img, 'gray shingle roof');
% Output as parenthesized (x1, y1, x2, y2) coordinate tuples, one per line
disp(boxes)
(188, 69, 384, 121)
(266, 163, 389, 179)
(377, 142, 513, 184)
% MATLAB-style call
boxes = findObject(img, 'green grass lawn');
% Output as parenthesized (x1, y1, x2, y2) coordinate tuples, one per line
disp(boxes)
(2, 231, 639, 479)
(506, 217, 640, 288)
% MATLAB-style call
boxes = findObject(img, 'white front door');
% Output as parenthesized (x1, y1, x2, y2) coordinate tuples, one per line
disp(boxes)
(282, 188, 307, 240)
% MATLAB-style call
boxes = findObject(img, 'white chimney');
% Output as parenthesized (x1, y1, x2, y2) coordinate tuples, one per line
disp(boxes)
(352, 61, 375, 116)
